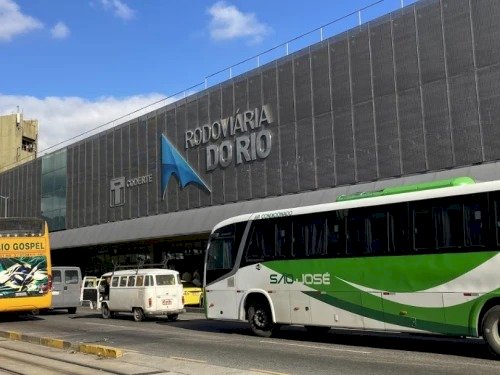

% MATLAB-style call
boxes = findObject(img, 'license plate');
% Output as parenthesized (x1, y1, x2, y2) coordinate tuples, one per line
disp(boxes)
(162, 299, 172, 305)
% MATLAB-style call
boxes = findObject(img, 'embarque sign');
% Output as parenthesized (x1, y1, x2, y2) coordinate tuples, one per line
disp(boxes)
(184, 104, 274, 171)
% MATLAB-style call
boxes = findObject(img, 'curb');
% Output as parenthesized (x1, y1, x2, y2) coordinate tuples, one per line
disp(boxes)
(0, 330, 123, 358)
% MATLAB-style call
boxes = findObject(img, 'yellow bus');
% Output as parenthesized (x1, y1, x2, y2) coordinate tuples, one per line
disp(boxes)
(0, 218, 52, 313)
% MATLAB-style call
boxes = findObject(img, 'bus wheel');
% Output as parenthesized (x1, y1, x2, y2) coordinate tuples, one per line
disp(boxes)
(133, 308, 145, 322)
(482, 306, 500, 357)
(101, 303, 111, 319)
(68, 307, 77, 314)
(248, 303, 274, 337)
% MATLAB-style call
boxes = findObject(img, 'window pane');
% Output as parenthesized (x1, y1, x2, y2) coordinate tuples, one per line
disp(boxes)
(65, 270, 79, 284)
(119, 276, 127, 287)
(136, 275, 144, 286)
(127, 276, 136, 287)
(156, 274, 175, 285)
(53, 270, 62, 283)
(327, 211, 347, 256)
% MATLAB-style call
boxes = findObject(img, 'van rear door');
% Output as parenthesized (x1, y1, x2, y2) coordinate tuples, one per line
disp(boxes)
(153, 274, 183, 311)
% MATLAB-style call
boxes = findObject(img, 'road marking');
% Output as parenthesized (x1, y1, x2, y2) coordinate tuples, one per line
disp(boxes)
(171, 356, 207, 363)
(85, 322, 132, 329)
(259, 340, 371, 354)
(249, 369, 290, 375)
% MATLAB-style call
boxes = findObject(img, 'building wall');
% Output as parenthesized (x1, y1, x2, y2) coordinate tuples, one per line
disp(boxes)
(0, 113, 38, 173)
(1, 0, 500, 232)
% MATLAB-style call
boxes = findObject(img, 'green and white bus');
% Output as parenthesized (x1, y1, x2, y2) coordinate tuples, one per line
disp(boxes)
(203, 177, 500, 357)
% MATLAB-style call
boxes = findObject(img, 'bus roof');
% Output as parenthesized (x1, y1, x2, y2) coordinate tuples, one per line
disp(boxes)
(336, 177, 475, 202)
(211, 178, 500, 233)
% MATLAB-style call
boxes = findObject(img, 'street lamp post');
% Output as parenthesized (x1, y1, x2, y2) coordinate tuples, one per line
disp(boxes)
(0, 195, 9, 217)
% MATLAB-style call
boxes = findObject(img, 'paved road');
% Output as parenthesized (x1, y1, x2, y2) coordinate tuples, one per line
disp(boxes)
(0, 308, 498, 375)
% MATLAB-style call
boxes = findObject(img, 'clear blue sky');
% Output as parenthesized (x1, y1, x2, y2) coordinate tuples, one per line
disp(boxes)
(0, 0, 416, 152)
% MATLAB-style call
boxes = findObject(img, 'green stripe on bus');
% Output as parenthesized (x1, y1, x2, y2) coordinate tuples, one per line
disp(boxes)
(336, 177, 475, 202)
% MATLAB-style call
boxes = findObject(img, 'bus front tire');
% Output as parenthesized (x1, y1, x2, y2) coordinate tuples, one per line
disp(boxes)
(482, 306, 500, 357)
(248, 303, 274, 338)
(133, 307, 145, 322)
(68, 307, 77, 314)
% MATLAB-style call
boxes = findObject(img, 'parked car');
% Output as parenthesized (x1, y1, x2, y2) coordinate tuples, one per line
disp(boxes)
(182, 281, 204, 307)
(51, 266, 82, 313)
(100, 268, 185, 322)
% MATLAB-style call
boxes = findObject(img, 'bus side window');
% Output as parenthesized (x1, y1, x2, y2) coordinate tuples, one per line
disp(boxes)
(464, 201, 484, 247)
(111, 277, 119, 287)
(413, 207, 434, 251)
(276, 218, 292, 259)
(293, 215, 326, 257)
(245, 221, 275, 262)
(326, 211, 347, 256)
(144, 275, 151, 286)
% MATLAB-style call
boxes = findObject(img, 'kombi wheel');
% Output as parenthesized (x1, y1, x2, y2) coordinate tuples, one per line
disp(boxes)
(101, 303, 112, 319)
(133, 307, 145, 322)
(167, 314, 179, 321)
(68, 307, 77, 314)
(482, 306, 500, 358)
(247, 302, 274, 337)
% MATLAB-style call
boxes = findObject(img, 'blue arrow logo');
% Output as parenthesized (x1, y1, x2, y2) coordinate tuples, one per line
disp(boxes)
(161, 134, 211, 198)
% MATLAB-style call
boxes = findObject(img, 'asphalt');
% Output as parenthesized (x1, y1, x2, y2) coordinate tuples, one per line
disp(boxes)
(0, 307, 265, 375)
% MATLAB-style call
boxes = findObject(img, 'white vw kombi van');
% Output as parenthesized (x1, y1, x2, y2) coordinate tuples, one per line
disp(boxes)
(100, 268, 184, 322)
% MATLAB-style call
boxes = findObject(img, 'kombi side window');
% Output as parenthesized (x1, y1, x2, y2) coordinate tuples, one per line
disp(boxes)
(136, 275, 144, 286)
(65, 270, 79, 284)
(144, 275, 152, 286)
(127, 276, 135, 287)
(53, 270, 62, 283)
(156, 274, 175, 285)
(119, 276, 127, 287)
(111, 277, 119, 287)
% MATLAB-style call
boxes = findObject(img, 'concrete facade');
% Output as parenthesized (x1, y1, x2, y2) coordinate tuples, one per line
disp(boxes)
(0, 113, 38, 173)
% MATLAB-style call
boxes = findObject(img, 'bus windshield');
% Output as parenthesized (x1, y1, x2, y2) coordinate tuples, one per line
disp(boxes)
(205, 223, 246, 284)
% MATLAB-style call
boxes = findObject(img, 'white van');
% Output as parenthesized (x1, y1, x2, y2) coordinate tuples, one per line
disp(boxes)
(51, 266, 82, 313)
(100, 268, 185, 322)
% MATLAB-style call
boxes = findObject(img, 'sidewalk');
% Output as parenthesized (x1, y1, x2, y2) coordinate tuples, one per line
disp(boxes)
(0, 327, 264, 375)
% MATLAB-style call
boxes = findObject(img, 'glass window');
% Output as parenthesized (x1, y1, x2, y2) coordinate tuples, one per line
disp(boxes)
(127, 276, 136, 287)
(276, 218, 292, 258)
(144, 275, 151, 286)
(156, 274, 175, 285)
(413, 207, 434, 250)
(136, 275, 144, 286)
(464, 201, 485, 247)
(111, 277, 119, 287)
(41, 149, 67, 232)
(119, 276, 127, 287)
(207, 225, 239, 270)
(65, 270, 79, 284)
(245, 221, 275, 262)
(326, 211, 347, 256)
(52, 270, 62, 283)
(293, 215, 326, 257)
